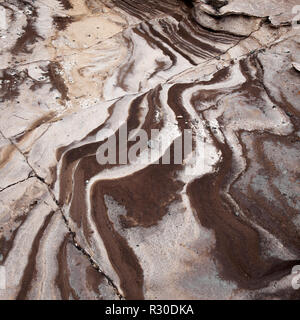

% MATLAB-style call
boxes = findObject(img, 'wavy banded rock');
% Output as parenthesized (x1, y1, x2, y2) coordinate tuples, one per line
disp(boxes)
(0, 0, 299, 300)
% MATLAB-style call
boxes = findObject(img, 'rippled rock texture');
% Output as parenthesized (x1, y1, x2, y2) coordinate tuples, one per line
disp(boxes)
(0, 0, 299, 300)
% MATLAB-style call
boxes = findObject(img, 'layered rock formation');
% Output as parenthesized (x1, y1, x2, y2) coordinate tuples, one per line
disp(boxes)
(0, 0, 299, 300)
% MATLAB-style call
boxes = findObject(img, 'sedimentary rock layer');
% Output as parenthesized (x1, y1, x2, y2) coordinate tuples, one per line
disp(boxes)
(0, 0, 299, 300)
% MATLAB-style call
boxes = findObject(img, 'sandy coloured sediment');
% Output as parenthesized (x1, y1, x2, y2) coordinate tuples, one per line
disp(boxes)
(0, 0, 299, 300)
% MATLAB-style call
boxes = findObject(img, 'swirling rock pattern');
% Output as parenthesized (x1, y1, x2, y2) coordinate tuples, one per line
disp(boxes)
(0, 0, 299, 300)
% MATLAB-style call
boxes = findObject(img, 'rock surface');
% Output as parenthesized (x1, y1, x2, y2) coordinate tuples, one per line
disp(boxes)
(0, 0, 299, 300)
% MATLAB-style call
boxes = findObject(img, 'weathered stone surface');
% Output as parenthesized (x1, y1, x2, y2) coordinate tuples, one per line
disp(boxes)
(0, 178, 118, 299)
(195, 0, 300, 26)
(192, 10, 262, 36)
(0, 0, 299, 300)
(0, 133, 32, 190)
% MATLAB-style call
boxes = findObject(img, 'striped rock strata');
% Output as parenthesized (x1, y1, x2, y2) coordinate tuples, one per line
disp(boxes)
(0, 0, 299, 300)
